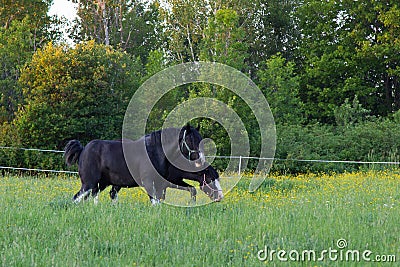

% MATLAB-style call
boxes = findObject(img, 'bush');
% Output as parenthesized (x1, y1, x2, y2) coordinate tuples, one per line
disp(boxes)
(15, 41, 142, 150)
(1, 41, 143, 173)
(273, 118, 400, 173)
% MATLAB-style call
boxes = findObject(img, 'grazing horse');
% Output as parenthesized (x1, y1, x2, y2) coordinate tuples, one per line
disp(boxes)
(64, 125, 224, 204)
(109, 163, 222, 202)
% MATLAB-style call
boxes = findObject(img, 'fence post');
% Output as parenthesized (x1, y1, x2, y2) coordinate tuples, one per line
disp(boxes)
(238, 156, 242, 177)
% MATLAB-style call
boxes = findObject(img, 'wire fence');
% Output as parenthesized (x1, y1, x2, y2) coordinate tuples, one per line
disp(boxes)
(0, 146, 64, 153)
(1, 145, 400, 175)
(0, 166, 78, 174)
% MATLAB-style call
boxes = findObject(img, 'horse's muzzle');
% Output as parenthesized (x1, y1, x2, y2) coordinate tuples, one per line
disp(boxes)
(201, 179, 223, 202)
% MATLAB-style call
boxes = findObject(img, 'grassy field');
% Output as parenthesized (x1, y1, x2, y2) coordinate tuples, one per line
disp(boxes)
(1, 171, 399, 266)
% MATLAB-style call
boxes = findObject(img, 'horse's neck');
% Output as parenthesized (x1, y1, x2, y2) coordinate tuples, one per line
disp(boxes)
(158, 128, 180, 157)
(180, 170, 201, 181)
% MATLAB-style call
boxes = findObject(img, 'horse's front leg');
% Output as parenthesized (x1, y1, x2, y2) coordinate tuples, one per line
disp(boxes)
(148, 187, 165, 205)
(188, 186, 197, 203)
(171, 180, 197, 203)
(149, 196, 160, 205)
(149, 187, 165, 205)
(139, 173, 169, 205)
(161, 186, 167, 201)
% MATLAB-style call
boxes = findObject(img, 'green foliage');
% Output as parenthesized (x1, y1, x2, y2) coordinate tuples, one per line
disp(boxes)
(15, 41, 142, 149)
(200, 8, 248, 70)
(334, 95, 371, 127)
(0, 0, 52, 28)
(144, 49, 166, 78)
(159, 0, 209, 62)
(70, 0, 160, 63)
(295, 0, 400, 122)
(246, 0, 299, 72)
(0, 0, 61, 123)
(274, 118, 400, 173)
(258, 54, 304, 125)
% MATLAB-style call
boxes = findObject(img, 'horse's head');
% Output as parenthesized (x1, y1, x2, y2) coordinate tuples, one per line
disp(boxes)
(199, 166, 223, 202)
(179, 124, 205, 167)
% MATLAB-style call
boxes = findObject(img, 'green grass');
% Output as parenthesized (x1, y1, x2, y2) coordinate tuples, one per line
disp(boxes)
(1, 171, 399, 266)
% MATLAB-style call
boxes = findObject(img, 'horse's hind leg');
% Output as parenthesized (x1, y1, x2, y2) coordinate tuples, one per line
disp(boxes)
(91, 185, 100, 204)
(109, 186, 121, 204)
(73, 182, 99, 204)
(73, 187, 92, 203)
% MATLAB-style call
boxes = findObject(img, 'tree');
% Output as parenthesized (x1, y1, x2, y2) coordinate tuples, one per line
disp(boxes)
(0, 0, 62, 123)
(70, 0, 159, 62)
(15, 41, 142, 149)
(1, 0, 50, 28)
(258, 54, 304, 125)
(159, 0, 209, 62)
(0, 0, 61, 49)
(246, 0, 300, 75)
(334, 95, 370, 127)
(200, 8, 248, 71)
(160, 0, 256, 64)
(352, 1, 400, 115)
(295, 0, 400, 122)
(0, 19, 31, 123)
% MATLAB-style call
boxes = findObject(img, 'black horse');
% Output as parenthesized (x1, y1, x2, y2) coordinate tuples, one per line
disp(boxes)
(64, 125, 223, 204)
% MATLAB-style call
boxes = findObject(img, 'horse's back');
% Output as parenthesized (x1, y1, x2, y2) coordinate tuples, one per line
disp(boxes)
(82, 139, 122, 163)
(79, 140, 137, 187)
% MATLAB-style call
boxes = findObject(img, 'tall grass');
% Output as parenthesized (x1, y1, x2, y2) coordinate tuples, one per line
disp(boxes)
(1, 171, 399, 266)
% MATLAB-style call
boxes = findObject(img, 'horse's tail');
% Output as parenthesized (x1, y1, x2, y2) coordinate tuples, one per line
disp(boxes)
(64, 140, 83, 166)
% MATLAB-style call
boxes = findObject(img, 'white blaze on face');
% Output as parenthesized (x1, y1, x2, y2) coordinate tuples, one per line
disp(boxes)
(199, 151, 205, 164)
(195, 151, 206, 167)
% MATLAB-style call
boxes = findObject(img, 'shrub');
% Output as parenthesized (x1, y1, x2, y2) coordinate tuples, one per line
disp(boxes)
(273, 118, 400, 173)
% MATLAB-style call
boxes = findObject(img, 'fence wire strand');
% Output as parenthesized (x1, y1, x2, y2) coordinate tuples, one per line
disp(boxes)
(1, 146, 399, 174)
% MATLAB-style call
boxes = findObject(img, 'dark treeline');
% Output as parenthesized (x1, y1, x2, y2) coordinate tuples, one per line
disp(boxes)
(1, 0, 399, 173)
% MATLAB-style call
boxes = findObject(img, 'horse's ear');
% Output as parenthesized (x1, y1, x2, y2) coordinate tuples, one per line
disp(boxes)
(196, 123, 200, 131)
(185, 123, 191, 132)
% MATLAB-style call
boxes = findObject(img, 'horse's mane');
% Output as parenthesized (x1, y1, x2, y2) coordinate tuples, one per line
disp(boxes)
(145, 129, 162, 147)
(144, 128, 174, 177)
